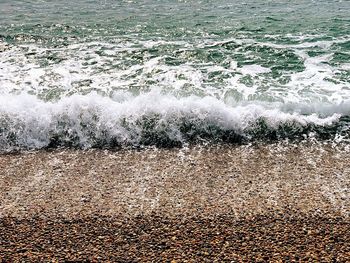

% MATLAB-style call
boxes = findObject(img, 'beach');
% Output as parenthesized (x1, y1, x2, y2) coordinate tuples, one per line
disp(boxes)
(1, 143, 349, 261)
(1, 0, 350, 260)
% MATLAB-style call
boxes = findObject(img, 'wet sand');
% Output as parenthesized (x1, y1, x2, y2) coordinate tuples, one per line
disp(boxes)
(1, 143, 350, 261)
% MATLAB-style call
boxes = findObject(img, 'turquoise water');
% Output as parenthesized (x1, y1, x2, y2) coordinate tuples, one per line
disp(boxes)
(0, 0, 350, 150)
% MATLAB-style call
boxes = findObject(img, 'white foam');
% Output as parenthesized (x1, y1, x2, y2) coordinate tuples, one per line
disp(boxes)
(238, 65, 271, 76)
(1, 36, 349, 105)
(0, 91, 345, 150)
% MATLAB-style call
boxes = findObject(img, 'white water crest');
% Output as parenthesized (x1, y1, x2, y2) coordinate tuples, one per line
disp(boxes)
(0, 91, 348, 151)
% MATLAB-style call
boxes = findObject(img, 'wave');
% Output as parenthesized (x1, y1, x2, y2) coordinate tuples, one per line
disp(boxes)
(0, 91, 349, 151)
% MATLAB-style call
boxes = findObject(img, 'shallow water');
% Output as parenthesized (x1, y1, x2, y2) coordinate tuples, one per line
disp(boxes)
(1, 0, 350, 150)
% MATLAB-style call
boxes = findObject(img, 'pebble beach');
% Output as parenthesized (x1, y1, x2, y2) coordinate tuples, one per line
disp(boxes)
(1, 144, 349, 261)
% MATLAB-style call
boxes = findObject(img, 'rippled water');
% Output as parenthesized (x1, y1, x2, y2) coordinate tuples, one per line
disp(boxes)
(0, 0, 350, 150)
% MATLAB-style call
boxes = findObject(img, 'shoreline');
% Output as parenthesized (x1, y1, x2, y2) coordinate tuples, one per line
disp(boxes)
(1, 143, 349, 260)
(1, 143, 349, 219)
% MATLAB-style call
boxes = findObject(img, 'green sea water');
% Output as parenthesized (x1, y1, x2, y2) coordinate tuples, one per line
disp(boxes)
(0, 0, 350, 150)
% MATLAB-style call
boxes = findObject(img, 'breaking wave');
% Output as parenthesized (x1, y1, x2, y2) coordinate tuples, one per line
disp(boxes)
(1, 91, 349, 151)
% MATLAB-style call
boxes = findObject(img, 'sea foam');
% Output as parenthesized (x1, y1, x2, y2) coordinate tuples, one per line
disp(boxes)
(0, 91, 348, 151)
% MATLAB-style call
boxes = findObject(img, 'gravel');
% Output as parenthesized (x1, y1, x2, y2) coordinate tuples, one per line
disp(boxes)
(0, 143, 349, 261)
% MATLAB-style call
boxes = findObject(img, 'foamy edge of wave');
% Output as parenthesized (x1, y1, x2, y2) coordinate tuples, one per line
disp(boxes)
(0, 92, 349, 151)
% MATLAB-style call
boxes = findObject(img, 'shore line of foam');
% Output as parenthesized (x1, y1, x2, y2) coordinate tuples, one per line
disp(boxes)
(1, 92, 350, 151)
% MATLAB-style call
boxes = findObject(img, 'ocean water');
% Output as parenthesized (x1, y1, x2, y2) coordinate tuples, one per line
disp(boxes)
(0, 0, 350, 150)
